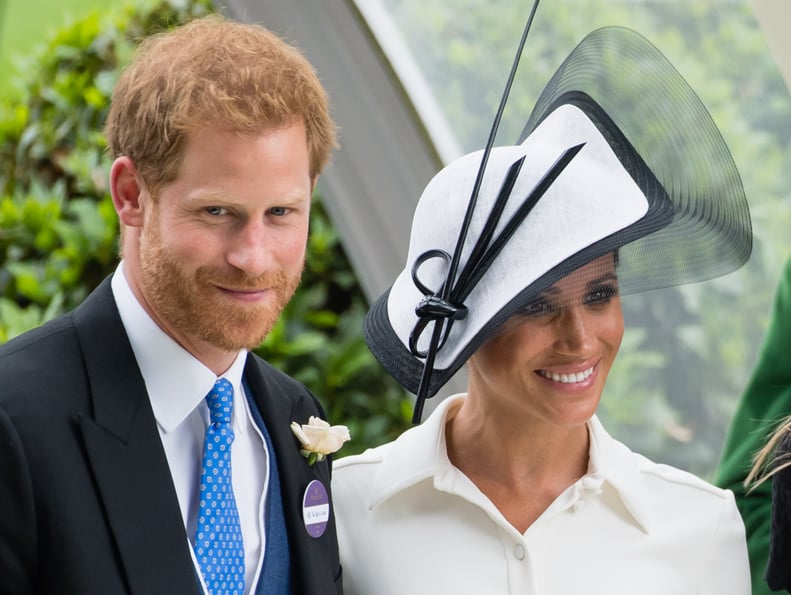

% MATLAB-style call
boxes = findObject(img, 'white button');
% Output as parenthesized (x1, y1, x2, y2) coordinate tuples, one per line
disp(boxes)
(514, 544, 526, 560)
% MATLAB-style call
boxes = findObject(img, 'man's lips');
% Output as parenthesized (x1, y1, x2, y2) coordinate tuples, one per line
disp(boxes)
(216, 285, 272, 302)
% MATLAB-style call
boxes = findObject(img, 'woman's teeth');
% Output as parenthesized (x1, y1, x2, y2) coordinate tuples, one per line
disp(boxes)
(538, 367, 594, 384)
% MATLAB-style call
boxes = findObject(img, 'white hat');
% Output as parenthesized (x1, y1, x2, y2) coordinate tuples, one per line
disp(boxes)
(363, 27, 752, 419)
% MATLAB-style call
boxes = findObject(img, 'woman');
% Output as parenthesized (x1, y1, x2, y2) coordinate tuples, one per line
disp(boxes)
(333, 27, 752, 594)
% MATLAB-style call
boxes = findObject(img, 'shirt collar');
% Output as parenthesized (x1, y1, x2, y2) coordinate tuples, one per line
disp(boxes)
(585, 414, 653, 533)
(110, 262, 248, 433)
(369, 394, 653, 533)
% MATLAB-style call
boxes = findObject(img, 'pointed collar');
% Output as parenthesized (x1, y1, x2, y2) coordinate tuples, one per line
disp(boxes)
(110, 262, 247, 433)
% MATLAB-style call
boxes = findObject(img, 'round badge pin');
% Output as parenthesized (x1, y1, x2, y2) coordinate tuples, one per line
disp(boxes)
(302, 479, 330, 538)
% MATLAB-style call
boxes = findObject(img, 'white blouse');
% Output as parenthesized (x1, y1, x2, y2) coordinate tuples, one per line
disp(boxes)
(332, 395, 750, 594)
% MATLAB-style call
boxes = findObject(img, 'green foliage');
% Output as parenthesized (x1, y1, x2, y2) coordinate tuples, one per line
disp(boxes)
(0, 0, 215, 325)
(0, 0, 412, 454)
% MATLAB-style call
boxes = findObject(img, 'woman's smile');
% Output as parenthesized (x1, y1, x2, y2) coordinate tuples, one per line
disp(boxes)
(537, 365, 595, 385)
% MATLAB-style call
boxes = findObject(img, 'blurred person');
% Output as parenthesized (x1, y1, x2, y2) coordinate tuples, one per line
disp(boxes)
(717, 254, 791, 594)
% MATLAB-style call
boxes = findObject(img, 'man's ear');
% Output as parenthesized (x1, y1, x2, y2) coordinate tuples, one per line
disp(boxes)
(110, 156, 147, 227)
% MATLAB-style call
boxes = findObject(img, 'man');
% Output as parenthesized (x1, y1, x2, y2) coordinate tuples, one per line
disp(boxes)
(0, 15, 342, 595)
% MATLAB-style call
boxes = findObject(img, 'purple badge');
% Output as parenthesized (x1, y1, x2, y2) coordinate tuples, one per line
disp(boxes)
(302, 479, 330, 538)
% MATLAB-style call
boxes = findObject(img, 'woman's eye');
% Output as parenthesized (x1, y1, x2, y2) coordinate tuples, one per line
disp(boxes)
(520, 297, 555, 318)
(585, 284, 619, 305)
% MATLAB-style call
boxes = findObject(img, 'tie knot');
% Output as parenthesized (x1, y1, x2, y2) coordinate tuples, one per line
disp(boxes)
(206, 378, 234, 426)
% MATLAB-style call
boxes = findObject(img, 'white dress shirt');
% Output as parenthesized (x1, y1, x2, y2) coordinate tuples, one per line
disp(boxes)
(333, 394, 751, 594)
(111, 263, 269, 594)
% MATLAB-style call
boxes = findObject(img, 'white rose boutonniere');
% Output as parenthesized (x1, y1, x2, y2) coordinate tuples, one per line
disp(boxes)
(290, 416, 351, 465)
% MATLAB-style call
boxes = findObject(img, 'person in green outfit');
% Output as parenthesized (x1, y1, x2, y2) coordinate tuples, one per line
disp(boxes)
(715, 254, 791, 594)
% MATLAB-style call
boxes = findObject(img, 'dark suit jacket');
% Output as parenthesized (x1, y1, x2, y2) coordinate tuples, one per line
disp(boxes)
(0, 277, 343, 594)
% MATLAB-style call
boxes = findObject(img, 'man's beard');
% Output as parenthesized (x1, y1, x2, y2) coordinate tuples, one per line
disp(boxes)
(139, 229, 302, 352)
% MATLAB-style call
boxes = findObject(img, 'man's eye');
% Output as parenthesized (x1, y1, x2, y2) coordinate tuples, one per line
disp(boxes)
(206, 206, 227, 216)
(269, 206, 289, 216)
(585, 284, 619, 305)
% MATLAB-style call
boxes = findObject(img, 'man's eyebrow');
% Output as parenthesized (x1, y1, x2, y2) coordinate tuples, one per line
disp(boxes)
(183, 191, 229, 204)
(184, 189, 310, 205)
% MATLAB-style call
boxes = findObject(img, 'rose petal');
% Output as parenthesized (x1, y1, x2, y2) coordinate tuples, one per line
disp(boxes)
(307, 416, 330, 429)
(291, 419, 351, 455)
(290, 421, 311, 447)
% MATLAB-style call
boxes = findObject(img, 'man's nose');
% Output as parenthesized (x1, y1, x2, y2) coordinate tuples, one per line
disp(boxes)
(226, 220, 273, 277)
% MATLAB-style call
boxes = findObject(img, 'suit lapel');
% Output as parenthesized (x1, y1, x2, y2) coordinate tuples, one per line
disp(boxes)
(244, 357, 340, 593)
(73, 280, 201, 595)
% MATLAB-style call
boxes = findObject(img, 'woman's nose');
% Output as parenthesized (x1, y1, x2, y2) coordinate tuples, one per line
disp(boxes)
(554, 306, 595, 353)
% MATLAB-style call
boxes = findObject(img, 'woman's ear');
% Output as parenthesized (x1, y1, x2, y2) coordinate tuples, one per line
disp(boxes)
(110, 156, 146, 227)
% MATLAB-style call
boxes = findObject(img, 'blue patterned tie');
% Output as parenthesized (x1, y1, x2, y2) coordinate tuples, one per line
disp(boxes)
(194, 378, 245, 595)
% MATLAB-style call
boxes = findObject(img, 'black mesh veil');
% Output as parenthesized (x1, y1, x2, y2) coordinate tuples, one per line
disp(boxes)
(519, 27, 752, 296)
